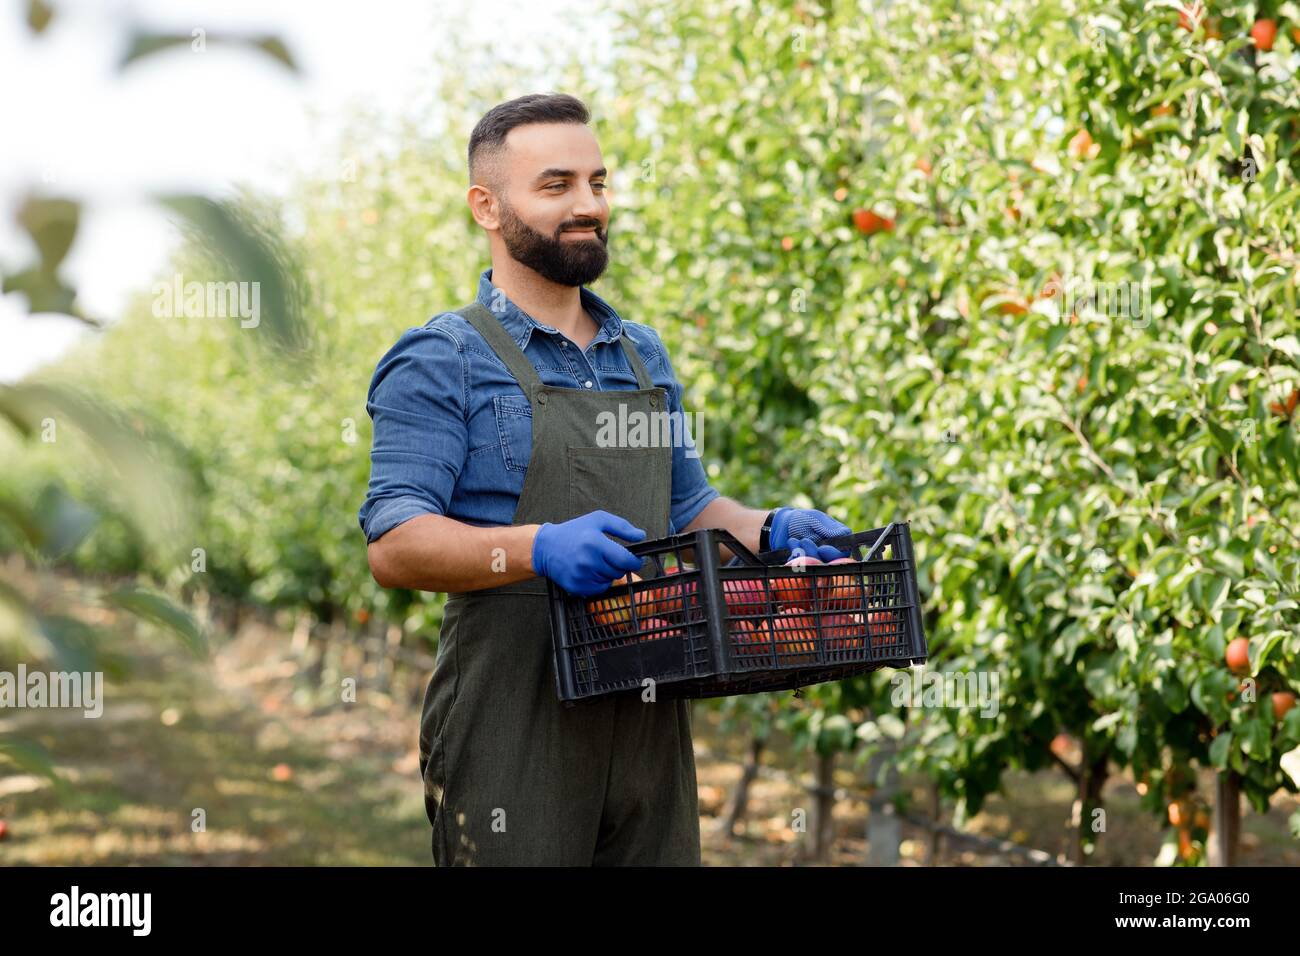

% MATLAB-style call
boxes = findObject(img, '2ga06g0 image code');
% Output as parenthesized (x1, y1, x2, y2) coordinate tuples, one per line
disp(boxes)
(1119, 891, 1251, 906)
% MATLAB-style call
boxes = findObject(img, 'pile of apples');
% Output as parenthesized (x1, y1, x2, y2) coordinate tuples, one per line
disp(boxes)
(584, 566, 695, 649)
(581, 552, 901, 664)
(725, 553, 894, 663)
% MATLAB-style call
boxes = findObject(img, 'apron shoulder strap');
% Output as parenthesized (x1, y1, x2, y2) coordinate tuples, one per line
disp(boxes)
(617, 334, 654, 390)
(456, 300, 544, 393)
(456, 298, 657, 393)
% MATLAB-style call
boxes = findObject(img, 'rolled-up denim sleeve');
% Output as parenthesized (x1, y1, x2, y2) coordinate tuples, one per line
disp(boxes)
(650, 330, 720, 533)
(358, 324, 468, 544)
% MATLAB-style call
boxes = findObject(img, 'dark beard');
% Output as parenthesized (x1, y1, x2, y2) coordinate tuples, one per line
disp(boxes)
(498, 199, 609, 287)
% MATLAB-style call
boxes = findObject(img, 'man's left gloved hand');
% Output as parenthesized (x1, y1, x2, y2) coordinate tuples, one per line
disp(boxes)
(789, 536, 852, 563)
(769, 507, 853, 559)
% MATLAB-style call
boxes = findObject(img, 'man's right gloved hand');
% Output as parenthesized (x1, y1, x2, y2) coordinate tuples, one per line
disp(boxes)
(532, 510, 647, 597)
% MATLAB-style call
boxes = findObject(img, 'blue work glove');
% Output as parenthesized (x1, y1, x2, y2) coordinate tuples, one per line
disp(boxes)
(532, 510, 647, 597)
(770, 507, 853, 560)
(789, 536, 853, 563)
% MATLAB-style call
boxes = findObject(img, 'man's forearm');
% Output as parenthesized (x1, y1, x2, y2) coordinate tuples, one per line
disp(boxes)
(682, 496, 769, 562)
(368, 513, 543, 593)
(371, 497, 767, 592)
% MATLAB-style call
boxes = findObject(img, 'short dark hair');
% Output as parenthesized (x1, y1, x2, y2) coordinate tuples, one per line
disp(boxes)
(467, 93, 591, 192)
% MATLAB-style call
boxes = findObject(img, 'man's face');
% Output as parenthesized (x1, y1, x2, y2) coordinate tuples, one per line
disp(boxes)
(495, 122, 609, 287)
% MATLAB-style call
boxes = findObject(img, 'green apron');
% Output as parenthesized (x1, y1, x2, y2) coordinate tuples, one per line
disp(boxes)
(417, 300, 701, 866)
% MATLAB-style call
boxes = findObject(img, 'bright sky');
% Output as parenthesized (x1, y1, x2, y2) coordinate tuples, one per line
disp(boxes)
(0, 0, 614, 381)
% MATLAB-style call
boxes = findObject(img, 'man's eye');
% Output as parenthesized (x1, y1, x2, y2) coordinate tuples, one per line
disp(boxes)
(592, 182, 606, 191)
(546, 183, 566, 191)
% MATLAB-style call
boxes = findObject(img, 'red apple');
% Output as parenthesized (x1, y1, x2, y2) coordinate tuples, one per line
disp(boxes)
(637, 616, 682, 642)
(823, 612, 865, 651)
(1167, 799, 1188, 828)
(587, 572, 642, 630)
(731, 618, 772, 658)
(638, 566, 695, 621)
(1067, 128, 1097, 160)
(772, 555, 822, 608)
(722, 576, 767, 615)
(1225, 637, 1250, 675)
(821, 556, 869, 612)
(1273, 691, 1296, 721)
(1251, 18, 1277, 51)
(867, 610, 896, 646)
(852, 207, 895, 235)
(768, 609, 819, 663)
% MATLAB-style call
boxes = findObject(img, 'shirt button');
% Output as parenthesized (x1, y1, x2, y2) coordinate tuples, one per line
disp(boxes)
(560, 341, 568, 348)
(584, 380, 593, 388)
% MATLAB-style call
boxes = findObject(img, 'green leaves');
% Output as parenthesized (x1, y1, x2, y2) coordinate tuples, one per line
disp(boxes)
(31, 612, 100, 674)
(26, 0, 53, 34)
(1224, 107, 1249, 157)
(1252, 630, 1290, 672)
(103, 587, 206, 658)
(17, 195, 78, 272)
(0, 382, 195, 556)
(0, 738, 66, 797)
(119, 32, 298, 72)
(1193, 573, 1232, 618)
(814, 712, 857, 755)
(0, 483, 99, 560)
(2, 195, 93, 323)
(155, 194, 313, 359)
(1239, 717, 1271, 761)
(1192, 669, 1232, 727)
(1210, 730, 1234, 769)
(2, 265, 79, 318)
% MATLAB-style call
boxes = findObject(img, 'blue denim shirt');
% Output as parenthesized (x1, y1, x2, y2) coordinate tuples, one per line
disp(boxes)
(358, 268, 720, 543)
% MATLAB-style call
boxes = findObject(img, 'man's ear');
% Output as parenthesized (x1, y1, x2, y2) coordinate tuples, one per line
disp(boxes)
(467, 185, 499, 230)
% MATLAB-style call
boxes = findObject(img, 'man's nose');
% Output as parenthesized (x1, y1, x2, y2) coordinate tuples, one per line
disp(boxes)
(570, 184, 605, 221)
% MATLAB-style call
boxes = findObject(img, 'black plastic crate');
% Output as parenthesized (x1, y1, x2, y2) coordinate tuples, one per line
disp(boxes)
(547, 519, 928, 704)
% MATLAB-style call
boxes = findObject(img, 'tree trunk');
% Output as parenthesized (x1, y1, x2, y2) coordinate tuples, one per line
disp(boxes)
(342, 624, 365, 687)
(305, 618, 338, 689)
(290, 610, 313, 656)
(376, 622, 402, 693)
(192, 588, 211, 633)
(807, 751, 836, 863)
(928, 782, 943, 865)
(724, 733, 765, 837)
(1071, 751, 1108, 864)
(1208, 770, 1242, 867)
(865, 743, 901, 866)
(325, 618, 348, 690)
(228, 599, 245, 637)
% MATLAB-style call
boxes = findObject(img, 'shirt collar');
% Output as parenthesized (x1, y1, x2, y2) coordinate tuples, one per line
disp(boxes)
(476, 267, 624, 351)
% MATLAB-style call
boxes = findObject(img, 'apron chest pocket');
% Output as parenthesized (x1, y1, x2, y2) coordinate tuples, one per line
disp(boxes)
(568, 445, 670, 525)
